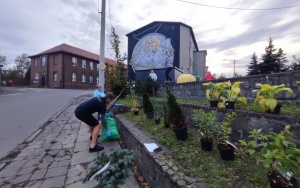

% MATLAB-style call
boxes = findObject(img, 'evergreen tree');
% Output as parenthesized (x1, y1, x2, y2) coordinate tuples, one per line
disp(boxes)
(290, 55, 300, 70)
(275, 48, 288, 72)
(247, 52, 260, 75)
(260, 38, 277, 74)
(106, 26, 128, 95)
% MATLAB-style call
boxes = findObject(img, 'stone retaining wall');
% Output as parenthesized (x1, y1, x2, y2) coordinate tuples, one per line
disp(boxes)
(157, 70, 300, 101)
(115, 115, 207, 188)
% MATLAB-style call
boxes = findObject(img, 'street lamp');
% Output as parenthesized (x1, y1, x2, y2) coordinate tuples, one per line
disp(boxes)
(223, 59, 236, 77)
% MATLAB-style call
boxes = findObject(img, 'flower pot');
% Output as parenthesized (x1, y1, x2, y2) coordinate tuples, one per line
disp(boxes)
(200, 137, 213, 151)
(146, 112, 154, 119)
(173, 126, 188, 141)
(225, 101, 235, 110)
(218, 144, 235, 161)
(267, 104, 282, 114)
(209, 100, 219, 107)
(164, 122, 170, 128)
(267, 171, 298, 188)
(155, 118, 161, 124)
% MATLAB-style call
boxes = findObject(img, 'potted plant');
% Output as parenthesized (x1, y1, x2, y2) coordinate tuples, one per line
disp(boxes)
(132, 98, 139, 115)
(153, 103, 161, 124)
(202, 82, 225, 107)
(239, 125, 299, 187)
(220, 81, 247, 110)
(142, 92, 154, 119)
(215, 112, 237, 160)
(128, 81, 139, 115)
(252, 82, 293, 114)
(166, 88, 188, 140)
(192, 109, 216, 151)
(163, 100, 170, 128)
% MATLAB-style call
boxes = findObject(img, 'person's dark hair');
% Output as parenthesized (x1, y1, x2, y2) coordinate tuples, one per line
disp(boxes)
(105, 92, 115, 100)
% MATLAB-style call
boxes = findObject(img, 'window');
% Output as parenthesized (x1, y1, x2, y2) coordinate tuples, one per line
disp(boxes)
(72, 57, 77, 66)
(89, 75, 93, 83)
(53, 71, 57, 82)
(42, 56, 46, 66)
(82, 74, 86, 83)
(96, 76, 99, 84)
(90, 62, 93, 70)
(82, 60, 86, 68)
(34, 59, 38, 66)
(97, 63, 99, 71)
(72, 72, 77, 82)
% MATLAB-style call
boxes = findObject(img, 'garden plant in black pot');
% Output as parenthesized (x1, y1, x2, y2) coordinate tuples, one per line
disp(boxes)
(220, 81, 247, 110)
(202, 82, 225, 107)
(252, 78, 293, 114)
(239, 125, 300, 188)
(166, 88, 188, 140)
(215, 112, 237, 160)
(192, 109, 216, 151)
(142, 92, 154, 119)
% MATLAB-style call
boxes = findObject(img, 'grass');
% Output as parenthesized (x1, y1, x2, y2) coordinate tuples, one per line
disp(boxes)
(117, 97, 300, 188)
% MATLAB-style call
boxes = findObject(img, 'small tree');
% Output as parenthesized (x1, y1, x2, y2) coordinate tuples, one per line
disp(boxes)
(107, 26, 127, 95)
(259, 37, 277, 74)
(15, 53, 30, 78)
(166, 88, 186, 129)
(142, 92, 153, 113)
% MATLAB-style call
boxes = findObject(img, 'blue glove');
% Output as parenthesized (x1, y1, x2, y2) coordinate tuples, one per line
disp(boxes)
(105, 113, 111, 118)
(106, 130, 112, 137)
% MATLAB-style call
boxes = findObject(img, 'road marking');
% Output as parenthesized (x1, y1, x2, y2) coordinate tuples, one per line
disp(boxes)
(0, 93, 24, 97)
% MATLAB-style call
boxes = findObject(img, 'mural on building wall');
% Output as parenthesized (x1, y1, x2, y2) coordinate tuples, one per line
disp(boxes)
(130, 33, 174, 71)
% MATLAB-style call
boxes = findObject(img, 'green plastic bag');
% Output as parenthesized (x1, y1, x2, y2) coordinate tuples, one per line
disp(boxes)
(101, 117, 120, 141)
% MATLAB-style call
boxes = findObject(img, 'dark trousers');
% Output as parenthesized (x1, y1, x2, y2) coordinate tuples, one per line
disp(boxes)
(165, 67, 173, 82)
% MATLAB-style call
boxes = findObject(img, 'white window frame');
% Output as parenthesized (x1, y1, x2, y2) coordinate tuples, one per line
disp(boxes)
(90, 61, 93, 70)
(82, 74, 86, 83)
(72, 72, 77, 82)
(96, 76, 99, 84)
(97, 64, 99, 71)
(42, 56, 46, 66)
(72, 57, 77, 66)
(53, 72, 57, 82)
(89, 75, 93, 83)
(82, 60, 86, 68)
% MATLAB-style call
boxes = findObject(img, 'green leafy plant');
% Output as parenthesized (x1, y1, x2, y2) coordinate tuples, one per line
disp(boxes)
(202, 82, 225, 101)
(215, 112, 237, 145)
(220, 81, 247, 105)
(239, 125, 300, 185)
(83, 148, 134, 188)
(166, 88, 186, 129)
(192, 109, 216, 138)
(252, 83, 293, 112)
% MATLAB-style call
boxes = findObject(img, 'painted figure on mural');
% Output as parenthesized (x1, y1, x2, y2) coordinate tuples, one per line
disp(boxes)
(149, 69, 157, 82)
(164, 51, 173, 84)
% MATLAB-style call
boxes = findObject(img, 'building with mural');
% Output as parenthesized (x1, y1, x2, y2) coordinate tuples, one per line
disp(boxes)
(126, 21, 207, 84)
(29, 43, 115, 89)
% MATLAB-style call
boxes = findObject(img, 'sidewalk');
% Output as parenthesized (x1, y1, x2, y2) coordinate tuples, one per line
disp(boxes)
(0, 95, 140, 188)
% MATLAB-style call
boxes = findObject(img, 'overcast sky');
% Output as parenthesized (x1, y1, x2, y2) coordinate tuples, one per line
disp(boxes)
(1, 0, 299, 76)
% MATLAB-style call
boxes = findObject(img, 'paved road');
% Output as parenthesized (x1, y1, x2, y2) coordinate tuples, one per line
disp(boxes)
(0, 87, 92, 160)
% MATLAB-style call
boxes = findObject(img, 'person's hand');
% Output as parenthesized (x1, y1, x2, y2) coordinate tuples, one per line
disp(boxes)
(106, 130, 112, 137)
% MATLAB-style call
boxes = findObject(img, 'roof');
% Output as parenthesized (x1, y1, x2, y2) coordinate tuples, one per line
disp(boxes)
(28, 43, 115, 66)
(126, 21, 199, 51)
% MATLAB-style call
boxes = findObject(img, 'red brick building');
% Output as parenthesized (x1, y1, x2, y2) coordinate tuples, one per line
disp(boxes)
(29, 43, 115, 89)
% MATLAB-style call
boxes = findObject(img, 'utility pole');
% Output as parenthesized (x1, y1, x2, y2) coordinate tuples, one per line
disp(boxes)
(233, 60, 236, 77)
(98, 0, 106, 88)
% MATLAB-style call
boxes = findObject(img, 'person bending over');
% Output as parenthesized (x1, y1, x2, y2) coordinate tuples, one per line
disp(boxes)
(75, 92, 115, 153)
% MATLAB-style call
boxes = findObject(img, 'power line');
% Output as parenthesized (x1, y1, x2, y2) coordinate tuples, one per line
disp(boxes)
(273, 16, 299, 39)
(176, 0, 300, 10)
